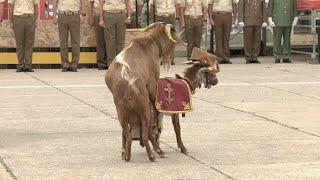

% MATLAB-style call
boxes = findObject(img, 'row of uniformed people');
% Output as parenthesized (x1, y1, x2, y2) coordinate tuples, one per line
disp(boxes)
(0, 0, 298, 72)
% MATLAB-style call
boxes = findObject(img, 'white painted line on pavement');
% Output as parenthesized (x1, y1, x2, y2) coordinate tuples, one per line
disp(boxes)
(1, 82, 320, 89)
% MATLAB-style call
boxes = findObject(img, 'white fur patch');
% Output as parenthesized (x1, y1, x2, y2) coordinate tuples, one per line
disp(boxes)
(115, 43, 138, 89)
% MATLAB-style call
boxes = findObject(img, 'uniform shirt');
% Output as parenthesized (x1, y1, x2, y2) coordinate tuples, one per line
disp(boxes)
(131, 0, 143, 13)
(103, 0, 127, 11)
(238, 0, 267, 26)
(0, 0, 5, 3)
(181, 0, 207, 16)
(267, 0, 297, 27)
(59, 0, 81, 12)
(89, 0, 100, 14)
(209, 0, 236, 13)
(150, 0, 180, 15)
(8, 0, 38, 16)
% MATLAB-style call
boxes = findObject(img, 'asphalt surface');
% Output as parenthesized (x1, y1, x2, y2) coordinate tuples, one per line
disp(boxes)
(0, 56, 320, 180)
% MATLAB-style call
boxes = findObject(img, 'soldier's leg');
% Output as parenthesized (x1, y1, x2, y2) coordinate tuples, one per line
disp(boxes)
(194, 18, 203, 50)
(155, 15, 164, 23)
(273, 27, 283, 62)
(223, 13, 232, 62)
(169, 15, 176, 65)
(13, 16, 25, 70)
(58, 14, 70, 68)
(128, 12, 137, 28)
(69, 13, 81, 69)
(24, 15, 36, 69)
(185, 16, 194, 59)
(212, 13, 223, 62)
(252, 26, 262, 62)
(243, 26, 254, 63)
(104, 13, 116, 66)
(283, 26, 292, 61)
(116, 12, 126, 55)
(168, 15, 175, 25)
(94, 14, 107, 68)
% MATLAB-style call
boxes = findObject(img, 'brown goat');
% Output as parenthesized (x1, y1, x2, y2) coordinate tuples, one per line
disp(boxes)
(155, 53, 220, 155)
(105, 22, 178, 162)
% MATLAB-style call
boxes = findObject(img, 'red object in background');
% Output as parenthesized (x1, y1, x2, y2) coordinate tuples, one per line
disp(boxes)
(40, 0, 53, 19)
(298, 0, 320, 9)
(1, 0, 8, 20)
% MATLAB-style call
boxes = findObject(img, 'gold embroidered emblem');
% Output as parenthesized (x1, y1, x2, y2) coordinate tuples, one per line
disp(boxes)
(155, 101, 163, 110)
(164, 83, 174, 104)
(182, 101, 191, 110)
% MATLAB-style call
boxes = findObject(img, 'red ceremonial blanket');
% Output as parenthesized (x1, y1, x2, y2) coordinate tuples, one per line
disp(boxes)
(155, 78, 192, 113)
(297, 0, 320, 9)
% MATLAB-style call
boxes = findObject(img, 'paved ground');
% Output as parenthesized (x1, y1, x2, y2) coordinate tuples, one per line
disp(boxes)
(0, 56, 320, 180)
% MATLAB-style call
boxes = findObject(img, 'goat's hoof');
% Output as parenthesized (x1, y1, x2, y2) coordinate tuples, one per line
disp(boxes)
(157, 150, 166, 158)
(125, 156, 131, 162)
(180, 147, 188, 154)
(149, 155, 156, 162)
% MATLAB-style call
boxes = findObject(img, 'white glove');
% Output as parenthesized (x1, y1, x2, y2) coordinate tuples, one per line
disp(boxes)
(292, 17, 299, 27)
(268, 17, 275, 27)
(262, 22, 267, 27)
(238, 22, 244, 27)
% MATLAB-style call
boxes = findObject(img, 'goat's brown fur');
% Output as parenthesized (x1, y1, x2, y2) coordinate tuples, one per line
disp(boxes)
(157, 60, 219, 155)
(105, 23, 177, 162)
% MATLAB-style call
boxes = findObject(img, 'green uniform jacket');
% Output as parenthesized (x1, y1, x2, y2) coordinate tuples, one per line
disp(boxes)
(267, 0, 297, 27)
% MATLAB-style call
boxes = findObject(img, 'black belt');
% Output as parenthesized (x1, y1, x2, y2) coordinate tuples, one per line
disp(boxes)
(60, 11, 79, 16)
(14, 14, 33, 17)
(185, 15, 203, 19)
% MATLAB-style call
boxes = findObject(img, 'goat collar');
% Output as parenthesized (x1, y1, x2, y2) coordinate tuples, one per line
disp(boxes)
(153, 38, 163, 58)
(175, 74, 196, 94)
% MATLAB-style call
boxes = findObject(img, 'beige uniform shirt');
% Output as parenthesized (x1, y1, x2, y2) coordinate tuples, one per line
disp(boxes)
(8, 0, 38, 16)
(150, 0, 180, 15)
(181, 0, 207, 16)
(59, 0, 81, 12)
(89, 0, 100, 14)
(131, 0, 143, 13)
(209, 0, 236, 13)
(103, 0, 127, 11)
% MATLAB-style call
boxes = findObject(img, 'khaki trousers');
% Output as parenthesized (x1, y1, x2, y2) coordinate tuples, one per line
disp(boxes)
(104, 12, 126, 66)
(13, 15, 36, 68)
(58, 13, 80, 68)
(155, 14, 175, 25)
(243, 26, 262, 60)
(94, 14, 107, 67)
(185, 16, 203, 59)
(128, 12, 138, 28)
(213, 12, 232, 61)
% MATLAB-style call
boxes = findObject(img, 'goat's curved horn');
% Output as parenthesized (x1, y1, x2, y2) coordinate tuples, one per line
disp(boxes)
(208, 62, 220, 73)
(183, 59, 201, 65)
(140, 22, 165, 32)
(165, 24, 177, 43)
